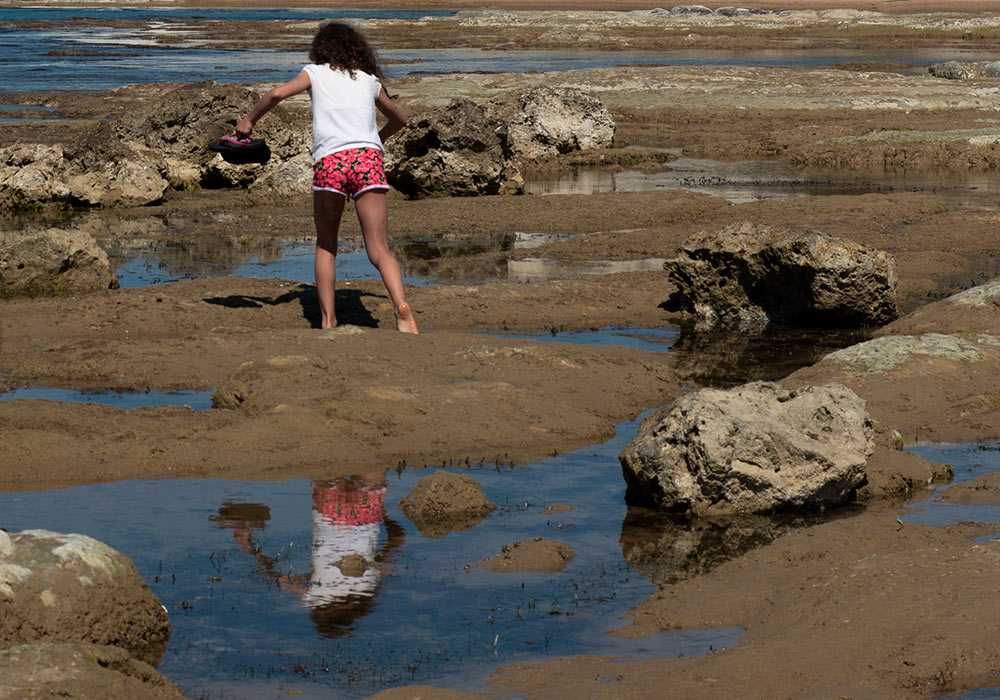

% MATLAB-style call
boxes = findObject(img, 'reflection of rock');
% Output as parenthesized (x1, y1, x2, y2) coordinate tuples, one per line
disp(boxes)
(668, 323, 870, 388)
(620, 381, 874, 515)
(0, 227, 120, 297)
(0, 642, 188, 700)
(476, 537, 576, 574)
(664, 222, 899, 330)
(398, 470, 496, 538)
(386, 86, 614, 198)
(619, 506, 815, 587)
(0, 530, 171, 666)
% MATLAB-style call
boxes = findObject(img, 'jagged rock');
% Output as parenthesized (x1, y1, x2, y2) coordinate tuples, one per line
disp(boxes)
(0, 530, 170, 665)
(385, 98, 520, 198)
(670, 4, 714, 14)
(486, 86, 616, 163)
(386, 86, 614, 198)
(0, 643, 188, 700)
(0, 227, 119, 297)
(663, 221, 899, 330)
(620, 381, 874, 516)
(398, 470, 496, 538)
(0, 144, 72, 209)
(928, 61, 984, 80)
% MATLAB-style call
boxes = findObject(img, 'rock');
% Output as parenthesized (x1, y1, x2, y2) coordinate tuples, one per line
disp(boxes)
(398, 471, 496, 538)
(985, 61, 1000, 78)
(928, 61, 984, 80)
(620, 382, 874, 516)
(486, 86, 616, 164)
(663, 221, 899, 330)
(385, 98, 520, 198)
(670, 4, 714, 14)
(386, 86, 614, 198)
(0, 530, 171, 666)
(822, 332, 1000, 375)
(0, 227, 119, 297)
(0, 144, 72, 210)
(476, 538, 576, 573)
(0, 642, 188, 700)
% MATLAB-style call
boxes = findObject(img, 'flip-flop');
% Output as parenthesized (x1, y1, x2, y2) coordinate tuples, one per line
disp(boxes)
(209, 134, 271, 164)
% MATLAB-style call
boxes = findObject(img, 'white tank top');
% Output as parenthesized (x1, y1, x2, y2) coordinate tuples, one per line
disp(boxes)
(302, 64, 383, 163)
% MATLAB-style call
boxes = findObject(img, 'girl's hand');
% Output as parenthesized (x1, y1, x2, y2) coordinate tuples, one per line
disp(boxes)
(235, 117, 253, 138)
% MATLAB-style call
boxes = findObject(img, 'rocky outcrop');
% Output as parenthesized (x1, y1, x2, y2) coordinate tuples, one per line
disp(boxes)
(0, 529, 171, 666)
(399, 471, 496, 538)
(928, 61, 1000, 80)
(0, 227, 119, 297)
(620, 382, 874, 516)
(663, 221, 899, 330)
(385, 86, 615, 198)
(0, 643, 188, 700)
(0, 82, 311, 210)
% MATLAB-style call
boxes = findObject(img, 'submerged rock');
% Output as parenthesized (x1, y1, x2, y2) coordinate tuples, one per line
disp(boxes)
(663, 221, 899, 330)
(620, 381, 874, 516)
(476, 537, 576, 573)
(0, 642, 187, 700)
(0, 227, 119, 297)
(399, 470, 496, 538)
(0, 529, 170, 665)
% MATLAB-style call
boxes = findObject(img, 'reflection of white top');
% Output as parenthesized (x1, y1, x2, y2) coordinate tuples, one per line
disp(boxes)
(303, 512, 380, 608)
(303, 64, 383, 163)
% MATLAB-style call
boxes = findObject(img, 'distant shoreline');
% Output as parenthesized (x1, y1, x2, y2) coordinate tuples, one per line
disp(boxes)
(1, 1, 999, 14)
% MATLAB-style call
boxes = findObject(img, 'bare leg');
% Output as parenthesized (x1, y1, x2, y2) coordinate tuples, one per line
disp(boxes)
(354, 189, 418, 334)
(313, 190, 346, 329)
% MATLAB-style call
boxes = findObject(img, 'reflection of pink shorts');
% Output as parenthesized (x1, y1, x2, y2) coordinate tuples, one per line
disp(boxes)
(312, 147, 389, 199)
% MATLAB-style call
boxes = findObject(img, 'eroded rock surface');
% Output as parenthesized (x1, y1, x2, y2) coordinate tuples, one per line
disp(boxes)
(664, 222, 900, 330)
(386, 86, 614, 198)
(620, 381, 874, 515)
(399, 471, 496, 538)
(0, 227, 119, 297)
(0, 529, 170, 666)
(0, 643, 187, 700)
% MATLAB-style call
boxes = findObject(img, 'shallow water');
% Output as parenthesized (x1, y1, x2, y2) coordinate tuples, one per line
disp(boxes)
(903, 442, 1000, 530)
(0, 386, 213, 410)
(2, 7, 996, 95)
(0, 414, 741, 699)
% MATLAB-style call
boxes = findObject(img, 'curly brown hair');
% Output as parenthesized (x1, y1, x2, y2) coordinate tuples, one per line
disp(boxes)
(309, 22, 383, 81)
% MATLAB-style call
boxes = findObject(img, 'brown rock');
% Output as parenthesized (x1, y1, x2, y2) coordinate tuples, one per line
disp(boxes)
(476, 537, 576, 574)
(399, 470, 496, 538)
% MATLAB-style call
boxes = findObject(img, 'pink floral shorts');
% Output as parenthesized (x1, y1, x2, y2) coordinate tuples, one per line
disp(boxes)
(312, 147, 389, 198)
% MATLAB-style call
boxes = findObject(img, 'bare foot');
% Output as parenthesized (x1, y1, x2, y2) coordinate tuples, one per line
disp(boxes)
(395, 302, 419, 334)
(320, 319, 338, 330)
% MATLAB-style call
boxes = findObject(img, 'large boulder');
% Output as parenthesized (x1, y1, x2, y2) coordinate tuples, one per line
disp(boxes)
(385, 98, 521, 198)
(664, 221, 899, 330)
(0, 144, 73, 210)
(620, 382, 874, 516)
(0, 529, 170, 666)
(386, 86, 614, 198)
(0, 227, 119, 297)
(486, 85, 616, 163)
(0, 643, 188, 700)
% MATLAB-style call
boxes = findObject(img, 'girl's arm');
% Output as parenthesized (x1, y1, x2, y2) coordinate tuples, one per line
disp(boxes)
(235, 70, 312, 137)
(375, 87, 408, 143)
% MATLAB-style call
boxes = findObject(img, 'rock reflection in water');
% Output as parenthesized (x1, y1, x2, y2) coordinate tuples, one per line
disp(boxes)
(670, 323, 870, 388)
(620, 506, 831, 589)
(211, 475, 404, 639)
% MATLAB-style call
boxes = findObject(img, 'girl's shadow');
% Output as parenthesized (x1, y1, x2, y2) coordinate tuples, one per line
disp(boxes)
(203, 284, 382, 329)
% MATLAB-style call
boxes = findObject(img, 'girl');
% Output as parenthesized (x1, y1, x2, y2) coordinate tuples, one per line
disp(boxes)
(235, 22, 418, 334)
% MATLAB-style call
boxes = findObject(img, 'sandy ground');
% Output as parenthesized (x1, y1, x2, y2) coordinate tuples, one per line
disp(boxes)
(5, 4, 1000, 700)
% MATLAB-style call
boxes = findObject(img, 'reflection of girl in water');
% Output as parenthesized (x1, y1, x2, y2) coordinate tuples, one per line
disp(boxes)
(214, 472, 404, 638)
